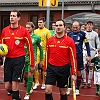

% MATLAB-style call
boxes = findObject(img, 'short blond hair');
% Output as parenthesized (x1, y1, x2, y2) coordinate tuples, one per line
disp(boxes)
(26, 22, 35, 28)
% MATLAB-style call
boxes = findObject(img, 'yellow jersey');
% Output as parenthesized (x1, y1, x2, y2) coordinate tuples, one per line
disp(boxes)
(34, 27, 51, 51)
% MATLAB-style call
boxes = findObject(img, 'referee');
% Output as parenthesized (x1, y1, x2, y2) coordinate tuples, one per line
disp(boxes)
(45, 19, 77, 100)
(0, 10, 34, 100)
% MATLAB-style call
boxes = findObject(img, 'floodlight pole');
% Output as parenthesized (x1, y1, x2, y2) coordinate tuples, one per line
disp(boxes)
(62, 0, 64, 19)
(46, 0, 50, 29)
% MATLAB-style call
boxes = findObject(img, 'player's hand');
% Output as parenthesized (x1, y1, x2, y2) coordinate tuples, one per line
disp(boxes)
(86, 56, 91, 62)
(30, 67, 34, 73)
(44, 72, 47, 76)
(72, 74, 77, 81)
(0, 64, 4, 68)
(35, 64, 38, 71)
(39, 60, 43, 68)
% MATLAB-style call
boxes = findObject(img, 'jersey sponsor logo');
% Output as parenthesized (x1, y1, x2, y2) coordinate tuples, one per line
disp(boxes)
(64, 84, 67, 87)
(75, 42, 79, 44)
(18, 77, 21, 80)
(15, 40, 20, 45)
(59, 46, 68, 48)
(49, 45, 55, 47)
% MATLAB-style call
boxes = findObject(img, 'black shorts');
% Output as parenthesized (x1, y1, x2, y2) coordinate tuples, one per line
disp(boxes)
(4, 56, 25, 82)
(45, 63, 70, 88)
(77, 53, 84, 71)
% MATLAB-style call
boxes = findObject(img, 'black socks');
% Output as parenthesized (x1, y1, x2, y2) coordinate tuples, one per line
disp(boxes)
(45, 93, 53, 100)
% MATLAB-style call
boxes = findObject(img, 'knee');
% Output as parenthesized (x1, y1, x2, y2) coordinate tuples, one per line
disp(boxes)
(12, 82, 19, 91)
(5, 86, 10, 91)
(59, 88, 67, 95)
(60, 92, 66, 95)
(77, 71, 81, 76)
(45, 86, 52, 94)
(89, 68, 93, 70)
(28, 72, 32, 77)
(5, 82, 11, 91)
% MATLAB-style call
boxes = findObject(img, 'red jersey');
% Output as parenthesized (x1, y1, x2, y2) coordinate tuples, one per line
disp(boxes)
(1, 25, 34, 67)
(45, 34, 77, 74)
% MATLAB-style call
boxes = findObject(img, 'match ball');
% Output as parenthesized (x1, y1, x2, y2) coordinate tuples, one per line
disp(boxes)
(0, 44, 8, 56)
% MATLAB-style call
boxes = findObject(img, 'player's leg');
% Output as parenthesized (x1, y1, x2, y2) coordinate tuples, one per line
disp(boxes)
(45, 64, 56, 100)
(23, 64, 28, 87)
(5, 82, 12, 95)
(93, 71, 100, 96)
(32, 53, 40, 90)
(87, 66, 93, 88)
(94, 71, 98, 95)
(45, 85, 53, 100)
(41, 53, 46, 90)
(76, 71, 82, 95)
(12, 56, 25, 100)
(4, 58, 13, 96)
(81, 50, 87, 88)
(87, 50, 96, 88)
(24, 61, 33, 99)
(76, 54, 83, 95)
(81, 64, 87, 88)
(58, 64, 70, 100)
(24, 72, 33, 100)
(41, 70, 46, 89)
(33, 67, 39, 89)
(66, 67, 72, 95)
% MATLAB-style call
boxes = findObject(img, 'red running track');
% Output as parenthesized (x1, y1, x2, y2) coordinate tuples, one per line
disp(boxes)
(0, 67, 99, 100)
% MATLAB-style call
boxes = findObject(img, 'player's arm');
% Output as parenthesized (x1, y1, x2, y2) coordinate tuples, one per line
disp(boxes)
(91, 58, 95, 66)
(84, 37, 91, 62)
(37, 37, 43, 61)
(84, 39, 90, 56)
(37, 37, 43, 68)
(95, 32, 100, 49)
(47, 30, 51, 39)
(44, 41, 49, 72)
(2, 56, 6, 66)
(84, 33, 91, 57)
(69, 40, 77, 75)
(0, 29, 5, 43)
(91, 58, 94, 63)
(24, 30, 34, 69)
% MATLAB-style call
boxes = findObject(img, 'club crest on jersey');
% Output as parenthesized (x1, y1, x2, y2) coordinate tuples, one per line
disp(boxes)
(32, 39, 34, 43)
(15, 40, 20, 45)
(42, 32, 45, 34)
(77, 36, 80, 40)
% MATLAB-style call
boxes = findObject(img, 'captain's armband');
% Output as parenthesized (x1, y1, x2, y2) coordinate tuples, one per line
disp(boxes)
(84, 39, 88, 43)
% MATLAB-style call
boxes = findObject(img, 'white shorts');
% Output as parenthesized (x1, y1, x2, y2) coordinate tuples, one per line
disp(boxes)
(83, 50, 97, 66)
(94, 71, 100, 85)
